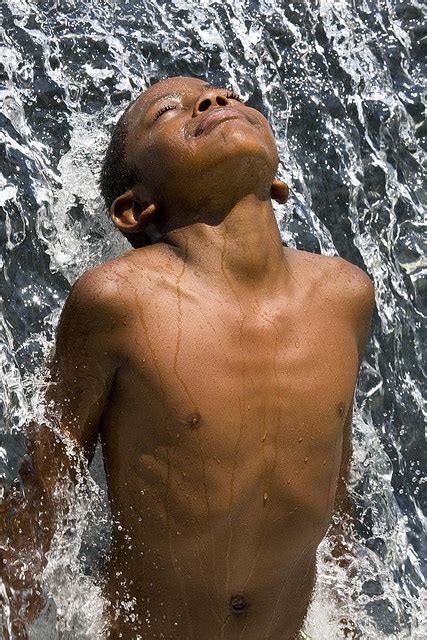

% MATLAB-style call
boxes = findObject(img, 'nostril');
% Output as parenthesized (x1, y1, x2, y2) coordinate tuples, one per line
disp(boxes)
(216, 95, 227, 106)
(199, 98, 211, 112)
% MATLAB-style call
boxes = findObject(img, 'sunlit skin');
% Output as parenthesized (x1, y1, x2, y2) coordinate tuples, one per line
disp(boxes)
(2, 76, 375, 639)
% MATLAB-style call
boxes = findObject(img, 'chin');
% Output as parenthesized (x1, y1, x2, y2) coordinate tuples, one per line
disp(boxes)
(225, 129, 276, 163)
(155, 132, 277, 202)
(206, 140, 277, 179)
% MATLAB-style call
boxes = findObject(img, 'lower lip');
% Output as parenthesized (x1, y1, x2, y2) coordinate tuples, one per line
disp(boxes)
(196, 113, 243, 136)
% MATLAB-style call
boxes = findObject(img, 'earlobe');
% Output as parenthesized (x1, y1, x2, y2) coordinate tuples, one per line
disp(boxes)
(110, 190, 158, 234)
(271, 179, 289, 204)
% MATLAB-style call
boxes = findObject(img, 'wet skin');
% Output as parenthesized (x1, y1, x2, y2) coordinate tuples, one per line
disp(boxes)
(12, 77, 374, 638)
(89, 245, 372, 640)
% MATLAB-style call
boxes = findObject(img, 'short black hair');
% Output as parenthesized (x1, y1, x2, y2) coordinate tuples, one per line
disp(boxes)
(98, 100, 151, 248)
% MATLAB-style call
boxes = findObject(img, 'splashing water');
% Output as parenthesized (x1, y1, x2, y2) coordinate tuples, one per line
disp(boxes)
(1, 0, 425, 637)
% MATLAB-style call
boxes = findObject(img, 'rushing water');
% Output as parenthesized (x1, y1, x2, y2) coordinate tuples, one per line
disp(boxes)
(1, 0, 425, 637)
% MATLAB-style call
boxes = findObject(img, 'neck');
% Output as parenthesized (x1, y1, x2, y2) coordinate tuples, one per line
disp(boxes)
(162, 194, 286, 291)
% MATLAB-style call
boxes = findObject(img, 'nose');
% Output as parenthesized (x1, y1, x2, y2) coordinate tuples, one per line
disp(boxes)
(193, 89, 230, 116)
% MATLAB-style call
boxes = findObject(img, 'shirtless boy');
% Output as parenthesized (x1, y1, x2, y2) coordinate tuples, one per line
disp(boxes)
(2, 76, 375, 639)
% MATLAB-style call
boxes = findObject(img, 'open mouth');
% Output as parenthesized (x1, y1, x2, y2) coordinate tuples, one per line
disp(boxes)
(194, 108, 247, 136)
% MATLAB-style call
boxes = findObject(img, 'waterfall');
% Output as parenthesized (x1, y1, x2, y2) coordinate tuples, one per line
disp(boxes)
(1, 0, 425, 637)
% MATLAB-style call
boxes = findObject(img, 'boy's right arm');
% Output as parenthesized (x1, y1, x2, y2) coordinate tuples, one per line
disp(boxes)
(1, 268, 125, 635)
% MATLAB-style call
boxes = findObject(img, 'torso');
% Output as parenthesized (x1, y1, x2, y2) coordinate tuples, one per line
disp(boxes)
(98, 245, 362, 639)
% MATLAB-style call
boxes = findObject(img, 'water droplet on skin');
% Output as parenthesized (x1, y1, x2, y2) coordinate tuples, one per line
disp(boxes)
(261, 431, 267, 442)
(304, 457, 308, 463)
(180, 412, 201, 429)
(295, 340, 300, 348)
(298, 437, 303, 442)
(263, 491, 268, 504)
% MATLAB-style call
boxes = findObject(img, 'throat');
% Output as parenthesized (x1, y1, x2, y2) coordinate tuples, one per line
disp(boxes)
(164, 197, 286, 288)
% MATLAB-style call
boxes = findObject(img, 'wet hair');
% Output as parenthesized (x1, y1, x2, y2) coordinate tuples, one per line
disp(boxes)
(99, 99, 151, 248)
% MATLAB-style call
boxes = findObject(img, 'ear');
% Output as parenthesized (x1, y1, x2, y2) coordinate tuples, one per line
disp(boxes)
(271, 179, 289, 204)
(109, 190, 158, 234)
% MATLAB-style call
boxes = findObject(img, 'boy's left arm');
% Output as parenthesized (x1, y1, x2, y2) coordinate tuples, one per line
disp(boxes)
(330, 262, 376, 554)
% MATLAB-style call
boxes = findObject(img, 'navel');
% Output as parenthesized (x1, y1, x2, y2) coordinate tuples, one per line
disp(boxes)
(230, 594, 249, 613)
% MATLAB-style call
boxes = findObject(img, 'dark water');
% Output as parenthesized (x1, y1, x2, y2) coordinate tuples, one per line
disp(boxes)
(1, 0, 425, 637)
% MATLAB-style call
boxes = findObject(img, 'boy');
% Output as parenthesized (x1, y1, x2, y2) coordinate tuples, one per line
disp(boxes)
(3, 76, 374, 639)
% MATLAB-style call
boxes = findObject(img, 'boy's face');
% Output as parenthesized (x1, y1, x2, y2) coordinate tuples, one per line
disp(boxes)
(124, 76, 279, 212)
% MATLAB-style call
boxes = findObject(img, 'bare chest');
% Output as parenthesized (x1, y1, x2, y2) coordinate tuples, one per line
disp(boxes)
(105, 289, 358, 468)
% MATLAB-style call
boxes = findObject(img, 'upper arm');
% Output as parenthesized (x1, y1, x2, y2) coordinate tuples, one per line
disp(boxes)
(331, 258, 375, 516)
(351, 267, 375, 366)
(331, 256, 375, 364)
(3, 266, 128, 580)
(31, 267, 125, 471)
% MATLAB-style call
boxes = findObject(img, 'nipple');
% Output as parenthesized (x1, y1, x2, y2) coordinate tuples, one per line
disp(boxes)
(230, 594, 249, 613)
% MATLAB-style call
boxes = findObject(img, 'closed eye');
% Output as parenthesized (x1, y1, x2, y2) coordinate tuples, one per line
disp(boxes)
(226, 91, 245, 103)
(154, 105, 177, 121)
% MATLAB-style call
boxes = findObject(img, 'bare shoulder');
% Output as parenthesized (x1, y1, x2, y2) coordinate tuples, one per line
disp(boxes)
(63, 244, 174, 323)
(284, 247, 375, 358)
(285, 247, 375, 309)
(58, 250, 142, 338)
(65, 260, 130, 320)
(321, 253, 374, 310)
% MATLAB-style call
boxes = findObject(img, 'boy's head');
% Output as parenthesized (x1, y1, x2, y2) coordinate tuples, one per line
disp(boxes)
(99, 76, 288, 248)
